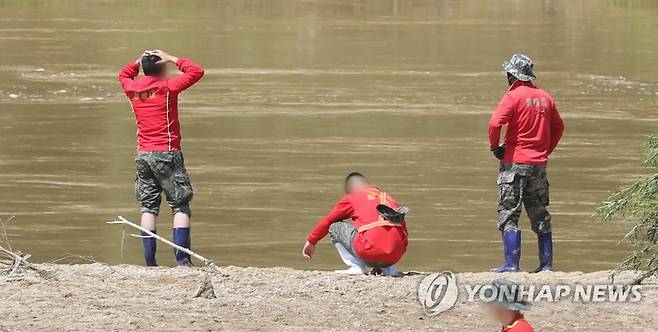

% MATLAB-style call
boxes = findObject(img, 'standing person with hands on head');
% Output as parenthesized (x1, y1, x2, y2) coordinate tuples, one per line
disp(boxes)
(118, 50, 204, 267)
(488, 53, 564, 273)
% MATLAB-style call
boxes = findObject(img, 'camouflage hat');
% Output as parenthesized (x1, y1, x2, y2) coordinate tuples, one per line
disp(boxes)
(376, 204, 409, 224)
(502, 53, 536, 81)
(483, 279, 532, 311)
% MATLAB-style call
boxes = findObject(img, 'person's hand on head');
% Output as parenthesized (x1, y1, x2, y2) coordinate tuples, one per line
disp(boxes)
(302, 241, 315, 259)
(151, 50, 179, 64)
(135, 50, 150, 66)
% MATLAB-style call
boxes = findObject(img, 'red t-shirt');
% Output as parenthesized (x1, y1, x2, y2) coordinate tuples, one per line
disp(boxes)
(118, 58, 204, 152)
(488, 81, 565, 165)
(307, 187, 408, 265)
(502, 313, 534, 332)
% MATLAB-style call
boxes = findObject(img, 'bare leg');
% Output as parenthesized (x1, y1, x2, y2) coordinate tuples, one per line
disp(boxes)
(173, 212, 190, 228)
(141, 212, 157, 230)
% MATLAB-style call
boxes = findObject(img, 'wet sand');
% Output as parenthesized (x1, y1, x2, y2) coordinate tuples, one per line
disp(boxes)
(0, 263, 656, 331)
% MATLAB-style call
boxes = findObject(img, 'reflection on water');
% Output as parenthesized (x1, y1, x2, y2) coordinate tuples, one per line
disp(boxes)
(1, 0, 657, 272)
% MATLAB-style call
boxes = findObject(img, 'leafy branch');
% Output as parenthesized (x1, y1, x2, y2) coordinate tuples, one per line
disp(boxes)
(595, 135, 658, 284)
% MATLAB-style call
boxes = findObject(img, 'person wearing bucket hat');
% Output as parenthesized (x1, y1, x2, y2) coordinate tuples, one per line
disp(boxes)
(488, 53, 565, 273)
(503, 53, 537, 83)
(483, 279, 534, 332)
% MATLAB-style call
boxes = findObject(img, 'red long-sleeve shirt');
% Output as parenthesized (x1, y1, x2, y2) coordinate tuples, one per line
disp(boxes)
(307, 187, 408, 265)
(118, 57, 204, 151)
(488, 81, 564, 165)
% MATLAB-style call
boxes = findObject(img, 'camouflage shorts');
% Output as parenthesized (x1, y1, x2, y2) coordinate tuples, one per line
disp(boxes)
(135, 151, 193, 217)
(497, 163, 551, 234)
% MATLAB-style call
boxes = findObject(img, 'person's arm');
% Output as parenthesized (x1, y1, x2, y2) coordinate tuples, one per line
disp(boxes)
(302, 195, 354, 259)
(118, 57, 142, 93)
(548, 103, 565, 154)
(167, 58, 205, 92)
(150, 50, 204, 93)
(488, 94, 515, 151)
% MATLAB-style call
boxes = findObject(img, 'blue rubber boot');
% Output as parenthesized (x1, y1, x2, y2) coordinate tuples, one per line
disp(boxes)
(531, 232, 553, 273)
(491, 229, 521, 273)
(141, 230, 157, 267)
(173, 228, 192, 267)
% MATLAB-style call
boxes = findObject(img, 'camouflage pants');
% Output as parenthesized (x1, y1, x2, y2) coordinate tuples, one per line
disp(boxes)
(328, 221, 390, 268)
(135, 151, 193, 217)
(329, 221, 359, 257)
(497, 163, 551, 234)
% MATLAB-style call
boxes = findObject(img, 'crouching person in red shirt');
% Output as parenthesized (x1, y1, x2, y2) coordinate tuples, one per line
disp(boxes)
(302, 173, 409, 276)
(118, 50, 204, 266)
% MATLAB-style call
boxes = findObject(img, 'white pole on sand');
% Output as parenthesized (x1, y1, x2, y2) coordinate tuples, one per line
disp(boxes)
(107, 216, 220, 273)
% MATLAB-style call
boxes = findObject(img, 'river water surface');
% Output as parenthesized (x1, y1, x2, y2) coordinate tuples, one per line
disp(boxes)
(1, 0, 658, 272)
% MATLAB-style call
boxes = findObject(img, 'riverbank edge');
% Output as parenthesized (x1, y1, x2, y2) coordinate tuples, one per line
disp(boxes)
(0, 263, 656, 331)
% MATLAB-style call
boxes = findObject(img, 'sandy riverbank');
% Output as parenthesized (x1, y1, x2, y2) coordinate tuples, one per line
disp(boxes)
(0, 264, 656, 331)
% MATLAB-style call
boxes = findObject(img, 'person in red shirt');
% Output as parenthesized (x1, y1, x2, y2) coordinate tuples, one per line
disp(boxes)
(302, 173, 409, 276)
(484, 279, 535, 332)
(118, 50, 204, 266)
(488, 53, 564, 273)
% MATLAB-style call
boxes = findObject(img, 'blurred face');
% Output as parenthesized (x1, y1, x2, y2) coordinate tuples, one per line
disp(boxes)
(152, 64, 168, 77)
(506, 72, 517, 86)
(485, 304, 517, 326)
(345, 177, 368, 194)
(141, 56, 167, 77)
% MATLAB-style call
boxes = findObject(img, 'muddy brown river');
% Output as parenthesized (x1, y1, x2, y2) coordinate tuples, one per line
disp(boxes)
(1, 0, 657, 272)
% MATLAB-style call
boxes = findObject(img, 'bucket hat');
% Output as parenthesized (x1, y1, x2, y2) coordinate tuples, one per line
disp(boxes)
(502, 53, 536, 81)
(484, 279, 532, 311)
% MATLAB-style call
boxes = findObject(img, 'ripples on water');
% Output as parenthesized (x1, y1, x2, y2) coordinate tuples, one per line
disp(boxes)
(0, 0, 657, 272)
